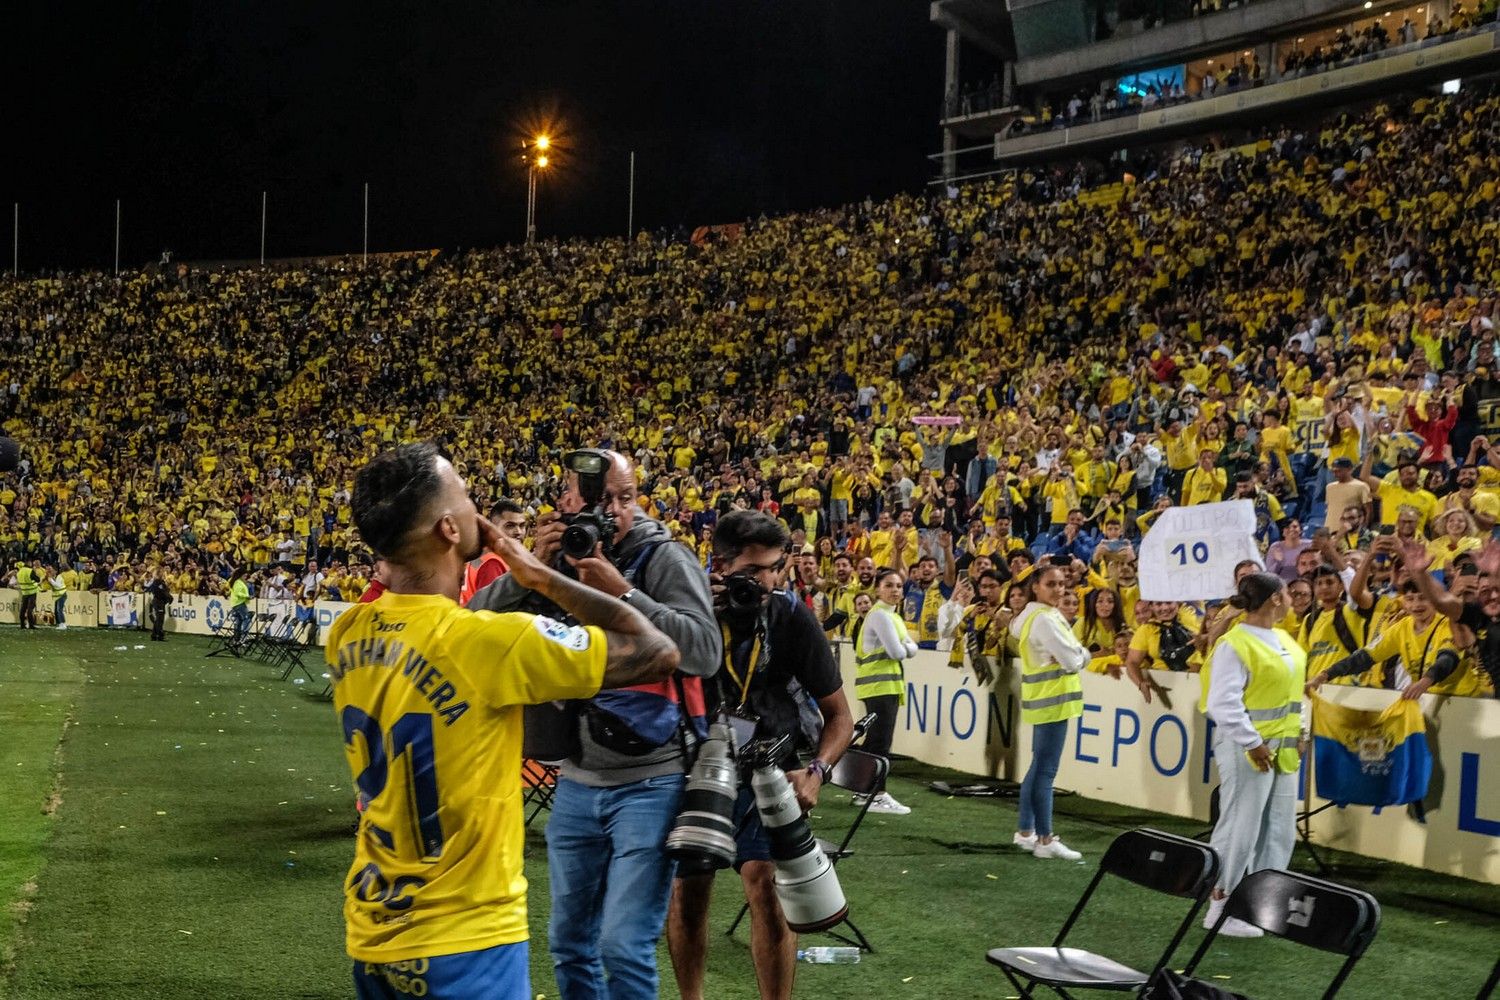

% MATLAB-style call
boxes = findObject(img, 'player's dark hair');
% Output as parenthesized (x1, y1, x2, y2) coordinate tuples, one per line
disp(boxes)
(352, 442, 443, 558)
(712, 510, 789, 562)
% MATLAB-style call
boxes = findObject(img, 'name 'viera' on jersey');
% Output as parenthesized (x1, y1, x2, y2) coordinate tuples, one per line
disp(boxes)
(326, 592, 606, 964)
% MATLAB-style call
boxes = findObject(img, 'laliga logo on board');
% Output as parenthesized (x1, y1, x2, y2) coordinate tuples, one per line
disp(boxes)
(169, 605, 198, 621)
(206, 599, 226, 631)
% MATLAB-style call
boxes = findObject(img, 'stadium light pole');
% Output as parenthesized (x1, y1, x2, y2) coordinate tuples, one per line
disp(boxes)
(523, 135, 551, 244)
(12, 203, 17, 277)
(362, 182, 369, 266)
(628, 151, 635, 239)
(114, 199, 121, 275)
(260, 191, 267, 266)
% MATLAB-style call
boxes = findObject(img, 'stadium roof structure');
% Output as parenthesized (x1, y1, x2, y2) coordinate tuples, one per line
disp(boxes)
(932, 0, 1500, 179)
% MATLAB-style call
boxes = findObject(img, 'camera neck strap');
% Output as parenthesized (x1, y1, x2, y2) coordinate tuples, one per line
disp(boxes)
(719, 612, 768, 714)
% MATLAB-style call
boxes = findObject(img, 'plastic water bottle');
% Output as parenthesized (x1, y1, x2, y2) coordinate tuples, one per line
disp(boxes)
(797, 946, 860, 964)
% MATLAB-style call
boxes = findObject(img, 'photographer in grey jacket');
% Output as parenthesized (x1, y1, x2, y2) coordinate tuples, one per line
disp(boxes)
(468, 449, 720, 1000)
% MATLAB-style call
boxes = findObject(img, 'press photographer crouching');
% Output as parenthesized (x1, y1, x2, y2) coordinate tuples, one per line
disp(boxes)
(667, 510, 854, 1000)
(468, 449, 720, 1000)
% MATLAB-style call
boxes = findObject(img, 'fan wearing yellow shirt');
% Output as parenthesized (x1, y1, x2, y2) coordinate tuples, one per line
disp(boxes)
(1181, 448, 1227, 506)
(1361, 456, 1439, 531)
(1258, 412, 1297, 500)
(1308, 579, 1457, 694)
(868, 510, 897, 567)
(329, 443, 679, 999)
(1158, 414, 1201, 498)
(1041, 465, 1080, 527)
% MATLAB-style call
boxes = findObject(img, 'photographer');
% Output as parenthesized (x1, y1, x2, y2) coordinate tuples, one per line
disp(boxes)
(468, 449, 719, 1000)
(667, 510, 854, 1000)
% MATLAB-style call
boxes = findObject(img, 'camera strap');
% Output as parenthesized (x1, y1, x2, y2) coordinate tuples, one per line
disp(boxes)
(720, 604, 772, 715)
(720, 621, 763, 713)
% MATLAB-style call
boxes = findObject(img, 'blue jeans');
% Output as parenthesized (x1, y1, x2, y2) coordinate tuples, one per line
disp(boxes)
(1019, 720, 1069, 837)
(547, 773, 685, 1000)
(230, 604, 251, 642)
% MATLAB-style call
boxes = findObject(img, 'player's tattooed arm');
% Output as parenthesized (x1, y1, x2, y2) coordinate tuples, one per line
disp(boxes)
(481, 519, 681, 686)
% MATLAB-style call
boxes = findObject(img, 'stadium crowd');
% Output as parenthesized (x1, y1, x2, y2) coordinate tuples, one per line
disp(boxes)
(2, 85, 1500, 698)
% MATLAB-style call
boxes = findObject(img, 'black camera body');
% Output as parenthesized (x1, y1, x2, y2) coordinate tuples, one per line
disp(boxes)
(719, 571, 769, 616)
(558, 449, 618, 565)
(560, 510, 617, 561)
(740, 733, 793, 772)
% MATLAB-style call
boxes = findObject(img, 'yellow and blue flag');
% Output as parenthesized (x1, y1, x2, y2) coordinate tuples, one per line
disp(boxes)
(1311, 694, 1432, 809)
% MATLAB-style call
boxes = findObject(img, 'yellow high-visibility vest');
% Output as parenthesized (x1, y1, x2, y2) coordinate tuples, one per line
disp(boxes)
(856, 605, 909, 705)
(1018, 608, 1085, 725)
(1219, 625, 1307, 773)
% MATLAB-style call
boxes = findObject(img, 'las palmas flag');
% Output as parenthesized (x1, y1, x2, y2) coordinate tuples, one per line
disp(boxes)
(1312, 694, 1432, 809)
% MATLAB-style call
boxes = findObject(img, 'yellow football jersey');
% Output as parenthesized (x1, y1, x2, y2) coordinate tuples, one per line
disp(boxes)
(326, 592, 605, 962)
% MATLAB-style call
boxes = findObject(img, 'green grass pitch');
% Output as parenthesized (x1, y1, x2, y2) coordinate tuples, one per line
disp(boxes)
(1, 629, 1495, 999)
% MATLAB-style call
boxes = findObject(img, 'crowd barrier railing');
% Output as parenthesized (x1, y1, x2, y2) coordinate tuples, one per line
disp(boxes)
(834, 644, 1500, 885)
(0, 587, 354, 642)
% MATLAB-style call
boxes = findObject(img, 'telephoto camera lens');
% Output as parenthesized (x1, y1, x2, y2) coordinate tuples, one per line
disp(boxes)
(751, 761, 848, 932)
(560, 519, 602, 560)
(665, 720, 740, 875)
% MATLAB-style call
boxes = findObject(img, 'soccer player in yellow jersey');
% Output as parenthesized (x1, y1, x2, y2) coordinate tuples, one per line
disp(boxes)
(330, 443, 680, 1000)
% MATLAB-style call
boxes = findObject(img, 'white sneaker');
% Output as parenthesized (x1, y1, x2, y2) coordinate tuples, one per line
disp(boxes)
(1013, 832, 1038, 851)
(851, 793, 869, 807)
(1203, 895, 1226, 930)
(56, 624, 67, 630)
(1203, 897, 1264, 937)
(866, 792, 911, 815)
(1032, 839, 1082, 860)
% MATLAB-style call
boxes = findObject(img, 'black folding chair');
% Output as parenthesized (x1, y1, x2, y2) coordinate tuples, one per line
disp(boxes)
(986, 828, 1219, 999)
(239, 610, 280, 660)
(1179, 869, 1381, 999)
(204, 618, 244, 658)
(1478, 955, 1498, 1000)
(726, 748, 888, 952)
(261, 615, 299, 671)
(276, 618, 320, 684)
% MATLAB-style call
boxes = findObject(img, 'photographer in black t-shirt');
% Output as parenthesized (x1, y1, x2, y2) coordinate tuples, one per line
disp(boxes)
(667, 510, 854, 1000)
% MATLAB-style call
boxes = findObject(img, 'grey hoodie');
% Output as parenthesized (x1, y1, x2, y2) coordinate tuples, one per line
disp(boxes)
(467, 514, 721, 787)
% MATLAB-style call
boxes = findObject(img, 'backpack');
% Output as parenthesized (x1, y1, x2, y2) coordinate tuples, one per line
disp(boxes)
(1141, 969, 1250, 1000)
(1156, 620, 1197, 672)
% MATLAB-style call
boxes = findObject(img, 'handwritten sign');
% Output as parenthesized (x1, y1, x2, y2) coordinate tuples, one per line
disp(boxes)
(1139, 500, 1263, 601)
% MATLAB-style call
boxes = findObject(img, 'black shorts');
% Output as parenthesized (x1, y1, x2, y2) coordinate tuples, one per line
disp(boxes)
(731, 785, 772, 869)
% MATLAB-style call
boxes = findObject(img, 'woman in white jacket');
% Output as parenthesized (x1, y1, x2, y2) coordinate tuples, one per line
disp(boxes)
(856, 569, 919, 815)
(1010, 563, 1093, 860)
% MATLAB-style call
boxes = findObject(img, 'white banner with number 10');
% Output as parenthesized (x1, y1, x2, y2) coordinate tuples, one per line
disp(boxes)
(1137, 500, 1264, 602)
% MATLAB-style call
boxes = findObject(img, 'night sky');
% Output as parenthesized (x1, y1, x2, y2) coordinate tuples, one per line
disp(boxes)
(5, 1, 943, 271)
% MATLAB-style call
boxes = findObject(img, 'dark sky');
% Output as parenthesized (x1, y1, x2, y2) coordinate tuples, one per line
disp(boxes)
(5, 1, 943, 271)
